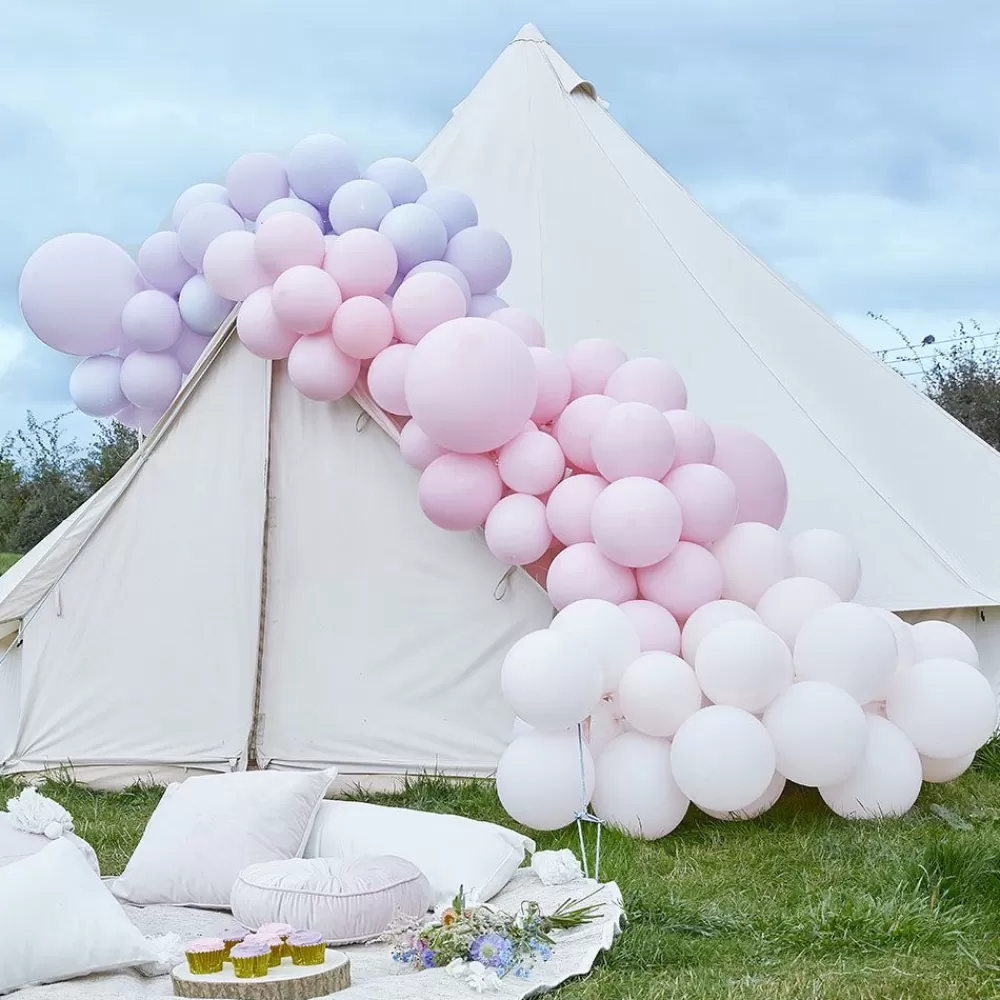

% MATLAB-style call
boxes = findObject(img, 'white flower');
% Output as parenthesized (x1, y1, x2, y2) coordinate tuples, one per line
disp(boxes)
(467, 963, 502, 993)
(446, 958, 467, 978)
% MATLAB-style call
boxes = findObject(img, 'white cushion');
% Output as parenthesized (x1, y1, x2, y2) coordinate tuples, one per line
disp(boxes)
(231, 855, 432, 945)
(112, 768, 337, 908)
(304, 801, 534, 904)
(0, 838, 155, 994)
(0, 814, 100, 874)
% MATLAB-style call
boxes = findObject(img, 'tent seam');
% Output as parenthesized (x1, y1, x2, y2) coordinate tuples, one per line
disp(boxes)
(522, 41, 548, 327)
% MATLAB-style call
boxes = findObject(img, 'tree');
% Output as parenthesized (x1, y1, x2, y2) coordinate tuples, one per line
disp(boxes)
(81, 420, 138, 495)
(0, 447, 26, 552)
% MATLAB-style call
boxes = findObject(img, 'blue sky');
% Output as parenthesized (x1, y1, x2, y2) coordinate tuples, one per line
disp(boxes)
(1, 0, 998, 441)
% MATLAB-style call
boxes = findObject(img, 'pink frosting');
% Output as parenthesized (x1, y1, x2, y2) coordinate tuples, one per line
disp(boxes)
(186, 938, 225, 953)
(257, 922, 294, 938)
(231, 941, 270, 959)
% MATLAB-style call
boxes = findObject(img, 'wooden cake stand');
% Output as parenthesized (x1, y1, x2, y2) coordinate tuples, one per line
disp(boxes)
(171, 952, 351, 999)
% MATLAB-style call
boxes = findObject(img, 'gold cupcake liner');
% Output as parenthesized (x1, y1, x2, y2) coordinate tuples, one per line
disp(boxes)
(232, 954, 270, 979)
(290, 942, 326, 966)
(186, 949, 225, 975)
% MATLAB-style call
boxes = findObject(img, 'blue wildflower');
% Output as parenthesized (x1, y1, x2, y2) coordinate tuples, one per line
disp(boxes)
(469, 933, 514, 969)
(419, 946, 436, 969)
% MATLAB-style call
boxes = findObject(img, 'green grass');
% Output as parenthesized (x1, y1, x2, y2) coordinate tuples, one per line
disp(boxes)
(6, 745, 1000, 998)
(0, 553, 20, 575)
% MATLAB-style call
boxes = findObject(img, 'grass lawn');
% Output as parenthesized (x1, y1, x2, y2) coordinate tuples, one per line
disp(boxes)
(0, 553, 20, 575)
(5, 747, 1000, 999)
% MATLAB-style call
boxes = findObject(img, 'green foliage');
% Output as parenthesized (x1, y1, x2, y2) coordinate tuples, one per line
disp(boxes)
(81, 419, 138, 495)
(0, 554, 19, 575)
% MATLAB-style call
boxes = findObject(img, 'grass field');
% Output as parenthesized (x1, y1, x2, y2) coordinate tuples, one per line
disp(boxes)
(4, 747, 1000, 999)
(0, 553, 20, 575)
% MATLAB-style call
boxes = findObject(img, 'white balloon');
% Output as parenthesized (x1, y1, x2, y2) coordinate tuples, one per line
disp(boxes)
(670, 706, 776, 813)
(592, 732, 689, 839)
(885, 657, 997, 758)
(711, 523, 792, 606)
(618, 653, 702, 738)
(762, 680, 869, 786)
(793, 603, 898, 704)
(910, 620, 979, 668)
(920, 751, 975, 783)
(511, 716, 535, 740)
(496, 730, 594, 831)
(680, 600, 762, 664)
(871, 608, 916, 670)
(585, 699, 627, 758)
(701, 771, 786, 820)
(550, 600, 641, 695)
(789, 528, 861, 600)
(820, 715, 921, 819)
(500, 629, 602, 731)
(755, 577, 840, 647)
(694, 621, 792, 713)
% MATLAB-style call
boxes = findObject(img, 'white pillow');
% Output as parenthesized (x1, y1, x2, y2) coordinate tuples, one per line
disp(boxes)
(112, 768, 337, 908)
(0, 814, 100, 874)
(0, 838, 155, 994)
(304, 801, 534, 904)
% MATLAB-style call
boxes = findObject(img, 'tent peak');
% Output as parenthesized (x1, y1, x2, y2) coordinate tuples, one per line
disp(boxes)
(514, 23, 547, 43)
(506, 24, 604, 105)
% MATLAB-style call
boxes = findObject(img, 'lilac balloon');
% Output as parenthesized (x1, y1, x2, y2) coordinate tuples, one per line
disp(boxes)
(202, 230, 269, 302)
(406, 260, 472, 306)
(256, 197, 323, 228)
(378, 204, 448, 273)
(363, 157, 427, 206)
(328, 179, 394, 234)
(177, 202, 245, 270)
(286, 133, 359, 208)
(485, 494, 552, 566)
(546, 473, 608, 546)
(226, 152, 289, 220)
(546, 542, 637, 610)
(121, 289, 182, 352)
(419, 454, 502, 531)
(468, 293, 508, 318)
(287, 334, 359, 402)
(19, 234, 144, 356)
(172, 324, 211, 374)
(137, 231, 196, 296)
(591, 477, 683, 569)
(399, 420, 447, 471)
(171, 182, 231, 229)
(120, 351, 183, 411)
(416, 187, 478, 239)
(367, 343, 415, 415)
(443, 227, 512, 295)
(69, 355, 127, 417)
(712, 425, 789, 529)
(178, 275, 233, 335)
(115, 405, 140, 430)
(236, 287, 299, 360)
(137, 407, 167, 436)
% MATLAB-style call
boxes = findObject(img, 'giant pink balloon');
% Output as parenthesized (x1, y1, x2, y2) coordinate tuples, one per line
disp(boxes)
(120, 351, 183, 411)
(546, 543, 637, 610)
(712, 425, 788, 529)
(637, 541, 723, 622)
(271, 265, 342, 334)
(591, 402, 675, 482)
(490, 307, 544, 348)
(137, 230, 195, 296)
(497, 430, 566, 496)
(530, 348, 572, 425)
(391, 272, 467, 344)
(566, 339, 627, 398)
(202, 230, 270, 302)
(664, 463, 739, 545)
(399, 420, 447, 471)
(176, 202, 244, 270)
(591, 477, 683, 568)
(121, 290, 182, 352)
(553, 394, 617, 472)
(485, 494, 553, 566)
(236, 287, 299, 360)
(605, 357, 687, 411)
(404, 317, 538, 454)
(666, 410, 715, 467)
(331, 295, 394, 360)
(287, 334, 360, 402)
(419, 454, 502, 531)
(323, 229, 398, 298)
(546, 474, 608, 545)
(367, 343, 414, 415)
(255, 212, 325, 278)
(226, 152, 289, 220)
(620, 600, 682, 654)
(19, 234, 145, 356)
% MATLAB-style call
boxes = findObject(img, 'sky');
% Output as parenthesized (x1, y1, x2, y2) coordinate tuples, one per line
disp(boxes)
(1, 0, 998, 441)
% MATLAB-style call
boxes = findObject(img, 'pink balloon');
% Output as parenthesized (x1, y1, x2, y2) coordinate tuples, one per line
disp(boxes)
(172, 324, 210, 374)
(399, 420, 447, 471)
(491, 307, 544, 347)
(666, 410, 716, 467)
(485, 494, 553, 566)
(605, 357, 687, 411)
(121, 290, 182, 352)
(546, 542, 638, 610)
(637, 541, 723, 622)
(255, 212, 325, 278)
(546, 474, 607, 545)
(271, 265, 342, 334)
(367, 343, 414, 415)
(497, 431, 566, 496)
(120, 351, 183, 411)
(591, 402, 675, 482)
(554, 394, 618, 472)
(530, 347, 572, 425)
(202, 230, 269, 302)
(620, 600, 682, 654)
(566, 339, 627, 398)
(331, 295, 394, 360)
(419, 454, 502, 531)
(176, 202, 244, 270)
(712, 425, 788, 529)
(590, 477, 683, 568)
(391, 272, 467, 344)
(323, 229, 398, 298)
(226, 152, 289, 220)
(137, 230, 195, 296)
(236, 287, 300, 360)
(664, 463, 739, 545)
(287, 334, 360, 402)
(404, 318, 538, 454)
(407, 260, 472, 306)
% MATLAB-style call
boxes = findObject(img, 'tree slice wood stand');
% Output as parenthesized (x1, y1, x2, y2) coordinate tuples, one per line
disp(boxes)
(171, 952, 350, 999)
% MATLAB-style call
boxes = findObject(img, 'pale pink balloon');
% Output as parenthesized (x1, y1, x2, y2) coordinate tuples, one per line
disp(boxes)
(404, 317, 538, 454)
(664, 463, 739, 545)
(270, 265, 342, 335)
(485, 494, 553, 566)
(620, 600, 682, 654)
(202, 230, 270, 302)
(591, 402, 675, 482)
(367, 343, 414, 415)
(566, 338, 628, 398)
(391, 272, 467, 344)
(497, 431, 566, 496)
(666, 410, 716, 466)
(287, 334, 360, 401)
(591, 477, 683, 568)
(530, 347, 572, 425)
(546, 542, 638, 610)
(553, 394, 617, 472)
(176, 202, 244, 270)
(331, 295, 394, 359)
(491, 307, 545, 347)
(323, 229, 398, 298)
(638, 541, 723, 622)
(255, 212, 325, 278)
(605, 357, 687, 411)
(236, 287, 299, 360)
(545, 473, 608, 545)
(399, 419, 447, 471)
(712, 425, 788, 529)
(419, 454, 502, 531)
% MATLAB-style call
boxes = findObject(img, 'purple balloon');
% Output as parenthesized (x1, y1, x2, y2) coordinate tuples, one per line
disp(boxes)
(137, 406, 166, 436)
(226, 152, 289, 221)
(115, 404, 140, 430)
(178, 275, 233, 335)
(406, 260, 472, 306)
(69, 355, 127, 417)
(328, 179, 393, 234)
(468, 292, 509, 317)
(121, 289, 182, 352)
(137, 231, 196, 296)
(172, 324, 211, 374)
(120, 351, 183, 411)
(378, 204, 447, 273)
(443, 226, 513, 295)
(256, 197, 323, 228)
(286, 133, 359, 208)
(177, 202, 244, 270)
(416, 187, 478, 239)
(171, 183, 231, 229)
(19, 233, 145, 356)
(363, 157, 427, 206)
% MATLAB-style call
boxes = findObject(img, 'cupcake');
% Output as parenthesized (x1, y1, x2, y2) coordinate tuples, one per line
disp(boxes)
(217, 927, 246, 960)
(257, 922, 295, 957)
(288, 930, 326, 966)
(184, 937, 226, 975)
(230, 940, 270, 979)
(247, 933, 283, 967)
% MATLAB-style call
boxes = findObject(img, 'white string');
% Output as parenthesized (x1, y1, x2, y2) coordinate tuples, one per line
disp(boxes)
(574, 722, 602, 882)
